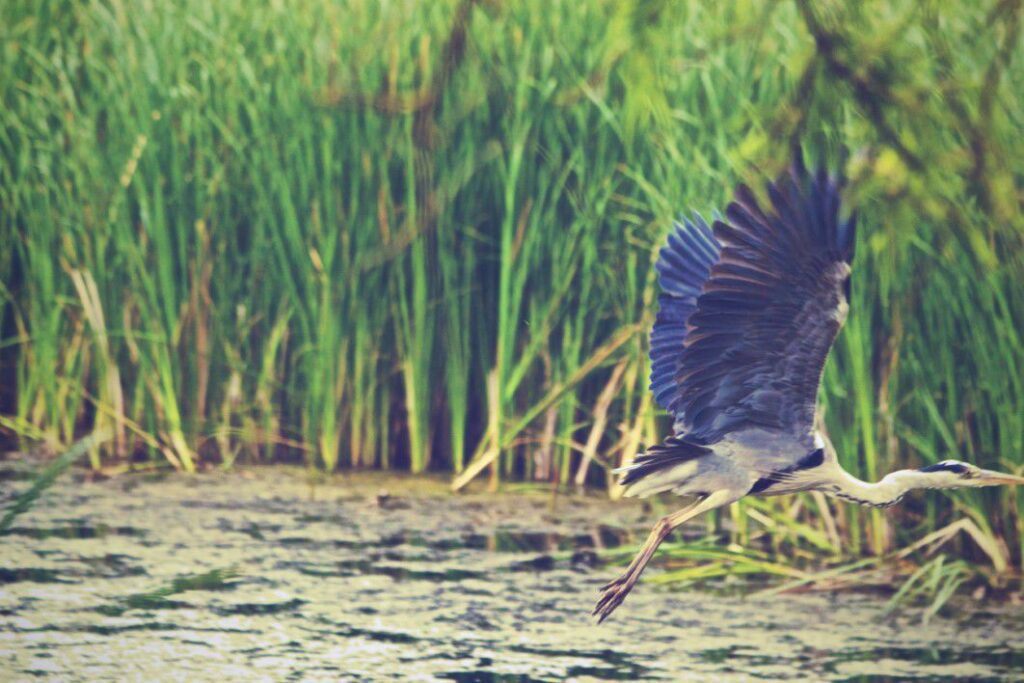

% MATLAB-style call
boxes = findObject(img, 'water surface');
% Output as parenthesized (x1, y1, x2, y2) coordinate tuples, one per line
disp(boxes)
(1, 462, 1022, 681)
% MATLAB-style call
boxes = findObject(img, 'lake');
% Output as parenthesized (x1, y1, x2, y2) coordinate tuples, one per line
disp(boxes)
(1, 463, 1022, 681)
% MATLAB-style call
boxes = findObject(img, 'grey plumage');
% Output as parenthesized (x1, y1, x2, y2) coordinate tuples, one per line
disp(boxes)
(594, 150, 1024, 623)
(619, 150, 855, 498)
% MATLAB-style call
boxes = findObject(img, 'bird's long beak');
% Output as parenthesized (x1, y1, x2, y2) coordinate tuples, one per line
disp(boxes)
(977, 469, 1024, 486)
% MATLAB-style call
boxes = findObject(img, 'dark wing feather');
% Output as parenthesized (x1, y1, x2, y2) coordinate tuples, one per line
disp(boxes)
(672, 154, 856, 444)
(648, 215, 721, 426)
(617, 435, 712, 487)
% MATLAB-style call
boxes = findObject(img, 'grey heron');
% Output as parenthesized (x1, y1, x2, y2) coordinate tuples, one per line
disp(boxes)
(594, 151, 1024, 623)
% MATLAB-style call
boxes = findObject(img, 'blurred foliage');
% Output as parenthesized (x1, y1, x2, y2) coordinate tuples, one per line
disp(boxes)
(0, 0, 1023, 570)
(96, 567, 241, 617)
(0, 431, 109, 533)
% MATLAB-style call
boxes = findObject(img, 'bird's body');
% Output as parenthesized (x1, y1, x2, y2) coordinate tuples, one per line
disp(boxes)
(594, 151, 1024, 622)
(620, 428, 825, 501)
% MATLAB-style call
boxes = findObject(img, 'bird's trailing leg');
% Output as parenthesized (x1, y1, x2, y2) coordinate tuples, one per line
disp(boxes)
(593, 490, 735, 623)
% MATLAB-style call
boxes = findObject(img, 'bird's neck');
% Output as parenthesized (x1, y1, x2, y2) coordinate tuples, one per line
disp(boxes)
(828, 468, 930, 508)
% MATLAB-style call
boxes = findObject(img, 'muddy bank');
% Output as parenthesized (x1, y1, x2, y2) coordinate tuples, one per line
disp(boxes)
(1, 463, 1023, 681)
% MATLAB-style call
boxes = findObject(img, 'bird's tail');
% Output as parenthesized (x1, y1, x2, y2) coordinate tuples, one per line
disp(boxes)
(615, 436, 711, 498)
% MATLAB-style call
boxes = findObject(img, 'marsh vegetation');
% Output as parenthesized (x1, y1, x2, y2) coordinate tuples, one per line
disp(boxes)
(2, 0, 1024, 599)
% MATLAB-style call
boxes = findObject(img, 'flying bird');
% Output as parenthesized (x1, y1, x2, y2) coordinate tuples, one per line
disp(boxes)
(594, 151, 1024, 623)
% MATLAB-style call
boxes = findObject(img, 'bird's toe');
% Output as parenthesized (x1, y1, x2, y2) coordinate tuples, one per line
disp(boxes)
(599, 576, 624, 592)
(593, 578, 634, 623)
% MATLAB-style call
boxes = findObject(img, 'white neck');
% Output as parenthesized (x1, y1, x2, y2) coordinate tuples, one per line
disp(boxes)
(828, 468, 946, 508)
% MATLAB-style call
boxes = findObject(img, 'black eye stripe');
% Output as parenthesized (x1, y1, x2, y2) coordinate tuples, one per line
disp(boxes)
(919, 462, 967, 474)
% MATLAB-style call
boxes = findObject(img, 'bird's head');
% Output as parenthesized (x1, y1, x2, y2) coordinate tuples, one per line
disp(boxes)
(916, 460, 1024, 489)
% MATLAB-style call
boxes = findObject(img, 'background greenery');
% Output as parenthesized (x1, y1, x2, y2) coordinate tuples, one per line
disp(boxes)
(2, 0, 1023, 576)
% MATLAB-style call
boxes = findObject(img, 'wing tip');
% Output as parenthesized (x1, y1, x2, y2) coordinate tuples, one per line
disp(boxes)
(787, 144, 856, 262)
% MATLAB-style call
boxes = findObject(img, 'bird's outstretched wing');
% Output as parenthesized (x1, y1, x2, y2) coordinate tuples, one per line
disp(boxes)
(648, 214, 721, 429)
(657, 153, 856, 444)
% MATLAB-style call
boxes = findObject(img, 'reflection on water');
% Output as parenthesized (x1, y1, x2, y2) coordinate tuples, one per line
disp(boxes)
(3, 523, 146, 540)
(0, 463, 1022, 681)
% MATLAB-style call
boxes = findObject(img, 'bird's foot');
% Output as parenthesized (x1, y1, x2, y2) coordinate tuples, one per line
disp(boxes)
(592, 573, 638, 624)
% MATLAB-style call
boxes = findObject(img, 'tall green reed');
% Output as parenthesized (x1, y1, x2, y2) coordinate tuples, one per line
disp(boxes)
(1, 0, 1022, 569)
